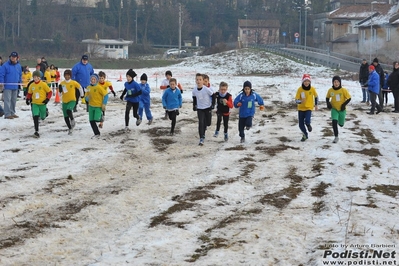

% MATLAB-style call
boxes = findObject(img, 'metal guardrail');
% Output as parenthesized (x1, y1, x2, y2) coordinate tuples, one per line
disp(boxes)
(250, 44, 392, 72)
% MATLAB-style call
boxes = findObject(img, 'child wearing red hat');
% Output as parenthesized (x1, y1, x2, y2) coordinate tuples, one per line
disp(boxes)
(295, 74, 319, 141)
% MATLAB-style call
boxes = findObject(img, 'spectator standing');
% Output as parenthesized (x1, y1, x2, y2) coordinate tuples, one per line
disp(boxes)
(366, 65, 382, 115)
(359, 59, 369, 104)
(387, 61, 399, 113)
(72, 55, 94, 112)
(372, 58, 385, 109)
(0, 52, 22, 119)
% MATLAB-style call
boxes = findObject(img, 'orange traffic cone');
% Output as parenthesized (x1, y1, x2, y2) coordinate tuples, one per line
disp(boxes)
(54, 89, 60, 104)
(117, 74, 122, 82)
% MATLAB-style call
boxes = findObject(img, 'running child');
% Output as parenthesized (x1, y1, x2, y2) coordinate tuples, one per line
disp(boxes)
(326, 75, 352, 143)
(25, 70, 52, 138)
(162, 78, 182, 136)
(138, 73, 153, 125)
(98, 71, 116, 128)
(233, 81, 265, 143)
(192, 73, 214, 145)
(120, 69, 142, 132)
(59, 69, 84, 135)
(84, 74, 108, 138)
(213, 81, 233, 141)
(295, 74, 318, 142)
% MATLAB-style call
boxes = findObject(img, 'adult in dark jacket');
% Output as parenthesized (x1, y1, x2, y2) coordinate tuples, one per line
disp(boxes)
(359, 59, 369, 103)
(387, 61, 399, 113)
(372, 58, 385, 109)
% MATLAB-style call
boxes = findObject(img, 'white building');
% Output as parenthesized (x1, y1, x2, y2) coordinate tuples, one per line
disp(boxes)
(82, 39, 133, 59)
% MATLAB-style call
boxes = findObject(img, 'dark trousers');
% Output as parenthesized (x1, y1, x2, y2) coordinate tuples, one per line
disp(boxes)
(74, 88, 81, 111)
(298, 110, 312, 137)
(216, 113, 229, 133)
(125, 102, 139, 126)
(197, 108, 212, 139)
(167, 110, 178, 133)
(238, 116, 253, 138)
(90, 120, 100, 135)
(393, 89, 399, 111)
(369, 91, 382, 113)
(378, 87, 384, 108)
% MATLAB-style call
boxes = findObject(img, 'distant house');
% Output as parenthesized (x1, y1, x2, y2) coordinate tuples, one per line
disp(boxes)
(81, 39, 133, 59)
(238, 19, 280, 47)
(356, 4, 398, 61)
(324, 2, 397, 61)
(326, 5, 374, 55)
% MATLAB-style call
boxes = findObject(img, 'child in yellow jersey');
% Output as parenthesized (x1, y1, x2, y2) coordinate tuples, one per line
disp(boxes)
(326, 75, 351, 143)
(22, 67, 32, 99)
(98, 71, 115, 128)
(44, 66, 52, 88)
(59, 69, 84, 135)
(84, 74, 108, 138)
(26, 71, 52, 138)
(295, 74, 318, 142)
(50, 64, 57, 94)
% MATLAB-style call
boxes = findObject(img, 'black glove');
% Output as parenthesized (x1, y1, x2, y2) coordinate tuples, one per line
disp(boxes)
(112, 91, 116, 97)
(340, 104, 346, 111)
(163, 106, 166, 109)
(26, 98, 31, 105)
(58, 84, 63, 93)
(120, 94, 124, 100)
(193, 105, 197, 111)
(327, 102, 332, 110)
(176, 110, 180, 116)
(42, 98, 49, 104)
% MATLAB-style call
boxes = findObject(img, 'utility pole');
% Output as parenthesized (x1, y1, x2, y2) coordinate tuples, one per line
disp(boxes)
(135, 10, 138, 44)
(178, 3, 182, 56)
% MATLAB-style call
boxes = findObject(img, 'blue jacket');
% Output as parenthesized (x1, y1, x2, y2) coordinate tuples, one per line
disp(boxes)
(234, 90, 264, 118)
(0, 59, 22, 90)
(71, 61, 94, 88)
(368, 70, 380, 94)
(162, 88, 182, 110)
(139, 83, 151, 105)
(124, 80, 141, 103)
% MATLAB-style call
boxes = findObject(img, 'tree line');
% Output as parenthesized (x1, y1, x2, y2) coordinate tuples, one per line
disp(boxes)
(0, 0, 330, 58)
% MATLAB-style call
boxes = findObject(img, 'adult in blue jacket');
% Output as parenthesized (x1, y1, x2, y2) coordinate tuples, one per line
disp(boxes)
(0, 52, 22, 119)
(72, 54, 94, 111)
(367, 65, 382, 115)
(233, 81, 265, 143)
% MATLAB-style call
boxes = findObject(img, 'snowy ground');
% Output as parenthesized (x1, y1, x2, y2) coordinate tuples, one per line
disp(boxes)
(0, 49, 398, 266)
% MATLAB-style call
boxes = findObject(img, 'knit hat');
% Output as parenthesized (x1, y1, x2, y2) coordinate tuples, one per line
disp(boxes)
(33, 70, 41, 78)
(373, 57, 379, 63)
(81, 54, 89, 60)
(369, 65, 375, 71)
(90, 73, 99, 84)
(332, 75, 341, 85)
(140, 73, 148, 81)
(10, 51, 18, 57)
(243, 80, 252, 89)
(64, 69, 72, 76)
(302, 74, 311, 82)
(126, 69, 137, 78)
(165, 70, 172, 77)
